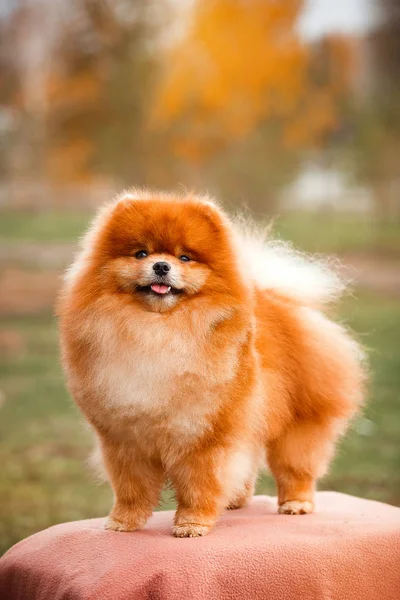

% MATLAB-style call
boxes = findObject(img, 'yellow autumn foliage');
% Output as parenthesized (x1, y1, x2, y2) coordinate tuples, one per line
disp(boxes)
(152, 0, 353, 161)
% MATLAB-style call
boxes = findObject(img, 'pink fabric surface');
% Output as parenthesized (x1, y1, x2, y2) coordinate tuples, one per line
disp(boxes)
(1, 492, 400, 600)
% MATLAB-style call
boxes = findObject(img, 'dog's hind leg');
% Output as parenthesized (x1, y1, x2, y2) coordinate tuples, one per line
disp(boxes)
(226, 477, 256, 510)
(267, 420, 339, 515)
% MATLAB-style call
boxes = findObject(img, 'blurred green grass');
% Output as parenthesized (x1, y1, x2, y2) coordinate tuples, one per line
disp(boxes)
(275, 212, 400, 255)
(0, 211, 92, 244)
(1, 209, 400, 254)
(0, 208, 399, 555)
(1, 294, 399, 555)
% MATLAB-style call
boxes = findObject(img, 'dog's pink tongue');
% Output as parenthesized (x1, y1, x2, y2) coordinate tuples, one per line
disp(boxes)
(151, 284, 170, 294)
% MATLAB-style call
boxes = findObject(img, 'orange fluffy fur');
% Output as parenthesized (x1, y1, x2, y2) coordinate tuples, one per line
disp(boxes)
(58, 190, 365, 537)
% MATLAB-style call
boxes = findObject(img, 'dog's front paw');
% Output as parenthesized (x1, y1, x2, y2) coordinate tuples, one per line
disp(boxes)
(172, 522, 211, 538)
(105, 507, 149, 532)
(105, 516, 141, 532)
(226, 497, 249, 510)
(278, 500, 314, 515)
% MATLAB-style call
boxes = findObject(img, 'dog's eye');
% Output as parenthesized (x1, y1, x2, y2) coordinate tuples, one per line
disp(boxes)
(179, 255, 191, 262)
(135, 250, 148, 259)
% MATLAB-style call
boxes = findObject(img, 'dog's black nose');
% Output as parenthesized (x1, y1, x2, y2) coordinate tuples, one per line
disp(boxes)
(153, 261, 171, 276)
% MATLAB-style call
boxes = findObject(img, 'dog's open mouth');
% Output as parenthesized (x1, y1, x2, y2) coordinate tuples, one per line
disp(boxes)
(136, 284, 183, 296)
(150, 283, 170, 295)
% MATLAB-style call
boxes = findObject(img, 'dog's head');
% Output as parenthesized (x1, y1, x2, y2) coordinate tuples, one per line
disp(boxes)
(84, 191, 246, 313)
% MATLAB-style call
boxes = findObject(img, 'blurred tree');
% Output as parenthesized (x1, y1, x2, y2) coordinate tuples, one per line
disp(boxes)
(46, 0, 160, 184)
(153, 0, 304, 156)
(343, 0, 400, 218)
(150, 0, 354, 211)
(0, 0, 60, 179)
(0, 0, 164, 186)
(375, 0, 400, 88)
(0, 0, 361, 211)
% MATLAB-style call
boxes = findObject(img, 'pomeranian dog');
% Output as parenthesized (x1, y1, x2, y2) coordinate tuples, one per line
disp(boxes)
(58, 190, 365, 538)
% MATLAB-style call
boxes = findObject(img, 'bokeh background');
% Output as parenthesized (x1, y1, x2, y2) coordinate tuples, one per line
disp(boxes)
(1, 0, 399, 554)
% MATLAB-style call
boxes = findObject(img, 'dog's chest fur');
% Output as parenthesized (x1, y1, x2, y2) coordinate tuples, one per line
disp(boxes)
(79, 309, 242, 444)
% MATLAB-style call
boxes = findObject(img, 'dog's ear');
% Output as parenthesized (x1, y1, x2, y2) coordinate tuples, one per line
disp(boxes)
(115, 188, 149, 206)
(191, 197, 230, 236)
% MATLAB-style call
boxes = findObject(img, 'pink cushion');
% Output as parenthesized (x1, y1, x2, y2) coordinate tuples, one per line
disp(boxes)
(1, 493, 400, 600)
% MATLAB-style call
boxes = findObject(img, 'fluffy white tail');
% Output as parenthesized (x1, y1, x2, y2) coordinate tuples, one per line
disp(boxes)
(232, 219, 348, 308)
